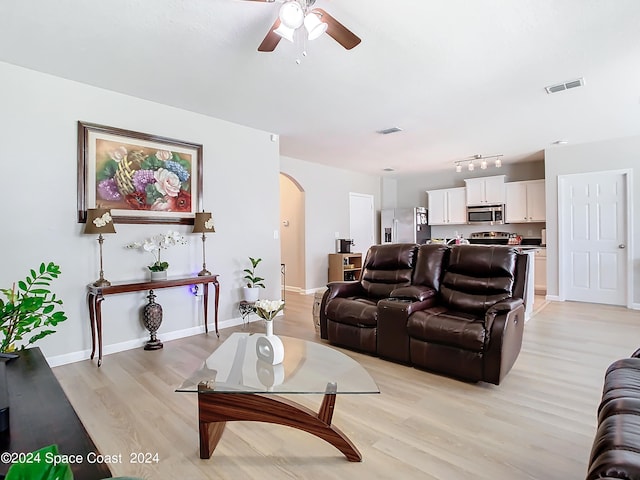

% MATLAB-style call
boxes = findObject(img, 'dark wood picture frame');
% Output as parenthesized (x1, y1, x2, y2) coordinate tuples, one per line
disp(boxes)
(77, 121, 203, 225)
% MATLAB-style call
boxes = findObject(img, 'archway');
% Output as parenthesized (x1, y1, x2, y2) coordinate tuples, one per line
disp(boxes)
(279, 173, 306, 293)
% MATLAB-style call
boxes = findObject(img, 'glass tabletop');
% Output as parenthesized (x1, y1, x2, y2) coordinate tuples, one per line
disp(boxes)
(176, 332, 380, 395)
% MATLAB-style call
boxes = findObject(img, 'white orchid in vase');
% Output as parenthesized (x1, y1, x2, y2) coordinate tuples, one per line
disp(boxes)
(254, 300, 285, 321)
(254, 299, 285, 337)
(125, 230, 187, 271)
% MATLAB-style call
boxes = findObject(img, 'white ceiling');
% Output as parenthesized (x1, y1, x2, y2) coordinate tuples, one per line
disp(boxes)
(1, 0, 639, 175)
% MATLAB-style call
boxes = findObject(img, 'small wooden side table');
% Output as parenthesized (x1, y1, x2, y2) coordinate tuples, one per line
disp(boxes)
(87, 274, 219, 366)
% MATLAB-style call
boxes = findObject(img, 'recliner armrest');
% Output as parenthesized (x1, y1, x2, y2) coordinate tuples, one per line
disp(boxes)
(486, 297, 524, 316)
(389, 286, 437, 302)
(326, 281, 366, 299)
(319, 281, 367, 339)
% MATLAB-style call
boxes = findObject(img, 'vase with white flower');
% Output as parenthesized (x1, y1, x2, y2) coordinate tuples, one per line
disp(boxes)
(254, 299, 285, 365)
(125, 230, 187, 280)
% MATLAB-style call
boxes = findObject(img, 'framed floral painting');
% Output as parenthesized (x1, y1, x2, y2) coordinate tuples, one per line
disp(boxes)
(77, 122, 203, 224)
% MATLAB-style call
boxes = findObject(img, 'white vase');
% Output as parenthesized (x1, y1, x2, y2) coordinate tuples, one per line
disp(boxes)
(255, 321, 284, 365)
(150, 270, 167, 281)
(243, 287, 260, 302)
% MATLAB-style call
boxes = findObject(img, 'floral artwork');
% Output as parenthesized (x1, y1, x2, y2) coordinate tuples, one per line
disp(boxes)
(78, 122, 203, 225)
(95, 141, 192, 213)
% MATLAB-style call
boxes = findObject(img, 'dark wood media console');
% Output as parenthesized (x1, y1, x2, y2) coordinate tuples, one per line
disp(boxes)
(0, 348, 111, 479)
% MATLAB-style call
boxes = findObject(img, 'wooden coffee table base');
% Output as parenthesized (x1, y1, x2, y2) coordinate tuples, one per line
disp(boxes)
(197, 382, 362, 462)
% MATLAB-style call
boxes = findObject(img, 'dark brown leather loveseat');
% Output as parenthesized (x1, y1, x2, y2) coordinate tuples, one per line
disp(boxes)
(587, 350, 640, 479)
(320, 243, 528, 385)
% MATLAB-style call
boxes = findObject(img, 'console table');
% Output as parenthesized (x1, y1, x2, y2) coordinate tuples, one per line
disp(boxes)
(0, 347, 112, 479)
(87, 274, 219, 366)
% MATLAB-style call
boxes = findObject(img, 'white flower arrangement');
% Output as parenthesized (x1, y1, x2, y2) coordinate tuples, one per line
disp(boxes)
(254, 299, 285, 321)
(125, 230, 187, 272)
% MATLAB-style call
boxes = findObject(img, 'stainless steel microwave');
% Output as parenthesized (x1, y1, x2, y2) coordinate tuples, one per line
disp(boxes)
(467, 205, 504, 225)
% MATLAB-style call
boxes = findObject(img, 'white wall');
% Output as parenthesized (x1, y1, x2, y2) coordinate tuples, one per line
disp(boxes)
(544, 136, 640, 305)
(0, 62, 282, 364)
(280, 156, 381, 291)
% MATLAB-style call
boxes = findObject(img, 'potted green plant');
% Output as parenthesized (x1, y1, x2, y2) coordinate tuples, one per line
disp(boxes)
(242, 257, 265, 302)
(0, 262, 68, 353)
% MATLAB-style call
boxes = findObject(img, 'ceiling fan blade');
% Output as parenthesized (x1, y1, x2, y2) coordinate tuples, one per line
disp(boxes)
(258, 18, 282, 52)
(314, 8, 361, 50)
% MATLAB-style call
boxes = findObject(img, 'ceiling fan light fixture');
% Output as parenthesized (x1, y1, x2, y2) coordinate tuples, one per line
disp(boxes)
(304, 12, 327, 40)
(279, 1, 304, 29)
(273, 23, 296, 42)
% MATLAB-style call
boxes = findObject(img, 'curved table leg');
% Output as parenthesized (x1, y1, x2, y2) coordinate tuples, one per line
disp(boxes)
(95, 295, 105, 367)
(197, 384, 361, 462)
(88, 292, 97, 361)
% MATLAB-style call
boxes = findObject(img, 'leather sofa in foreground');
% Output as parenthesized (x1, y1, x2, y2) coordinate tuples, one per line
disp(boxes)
(319, 243, 528, 385)
(587, 350, 640, 479)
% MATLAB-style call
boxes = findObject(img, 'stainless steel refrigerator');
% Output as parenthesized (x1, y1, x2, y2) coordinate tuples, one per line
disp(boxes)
(381, 207, 431, 244)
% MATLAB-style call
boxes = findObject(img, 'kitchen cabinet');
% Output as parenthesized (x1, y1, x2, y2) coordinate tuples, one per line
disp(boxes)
(426, 187, 467, 225)
(534, 248, 547, 294)
(505, 179, 546, 223)
(328, 253, 362, 282)
(464, 175, 506, 206)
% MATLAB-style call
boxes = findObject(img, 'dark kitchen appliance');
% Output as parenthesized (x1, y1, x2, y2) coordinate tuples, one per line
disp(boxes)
(467, 205, 504, 225)
(336, 238, 354, 253)
(468, 231, 511, 245)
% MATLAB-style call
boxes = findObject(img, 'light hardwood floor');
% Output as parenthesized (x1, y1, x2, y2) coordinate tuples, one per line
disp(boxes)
(53, 294, 640, 479)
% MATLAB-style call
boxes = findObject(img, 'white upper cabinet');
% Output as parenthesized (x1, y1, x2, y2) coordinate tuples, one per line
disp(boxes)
(505, 179, 546, 223)
(464, 175, 506, 206)
(427, 187, 467, 225)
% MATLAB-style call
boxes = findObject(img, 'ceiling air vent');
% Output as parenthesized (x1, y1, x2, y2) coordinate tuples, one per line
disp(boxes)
(545, 77, 585, 94)
(377, 127, 403, 135)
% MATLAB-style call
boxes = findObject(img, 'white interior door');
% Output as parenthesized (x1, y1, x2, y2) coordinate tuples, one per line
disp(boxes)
(559, 170, 629, 305)
(349, 193, 375, 255)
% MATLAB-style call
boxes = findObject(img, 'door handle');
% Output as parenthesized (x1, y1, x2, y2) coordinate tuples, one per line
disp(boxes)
(619, 244, 626, 249)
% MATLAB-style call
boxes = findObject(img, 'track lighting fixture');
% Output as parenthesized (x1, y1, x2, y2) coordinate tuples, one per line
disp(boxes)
(454, 154, 503, 173)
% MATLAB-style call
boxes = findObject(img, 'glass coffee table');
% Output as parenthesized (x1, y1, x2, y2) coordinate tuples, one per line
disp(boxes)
(177, 332, 379, 462)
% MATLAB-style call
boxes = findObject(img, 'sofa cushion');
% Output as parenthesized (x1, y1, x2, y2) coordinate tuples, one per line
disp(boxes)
(599, 359, 640, 418)
(412, 244, 448, 290)
(360, 244, 417, 299)
(440, 246, 517, 316)
(406, 306, 486, 352)
(325, 297, 378, 327)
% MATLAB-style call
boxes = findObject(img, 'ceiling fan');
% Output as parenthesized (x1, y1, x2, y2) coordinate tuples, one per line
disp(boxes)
(241, 0, 361, 52)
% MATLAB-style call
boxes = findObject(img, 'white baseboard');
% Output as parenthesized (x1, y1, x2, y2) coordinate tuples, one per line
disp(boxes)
(630, 303, 640, 310)
(303, 287, 327, 295)
(545, 295, 562, 302)
(46, 315, 261, 368)
(284, 286, 304, 294)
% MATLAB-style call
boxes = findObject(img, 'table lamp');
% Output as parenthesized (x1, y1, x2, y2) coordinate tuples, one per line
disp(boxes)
(192, 211, 215, 276)
(84, 208, 116, 286)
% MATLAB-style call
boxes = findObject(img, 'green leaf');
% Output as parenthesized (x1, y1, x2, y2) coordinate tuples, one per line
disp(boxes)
(18, 281, 27, 291)
(39, 263, 46, 274)
(51, 312, 67, 322)
(96, 159, 119, 181)
(141, 155, 164, 171)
